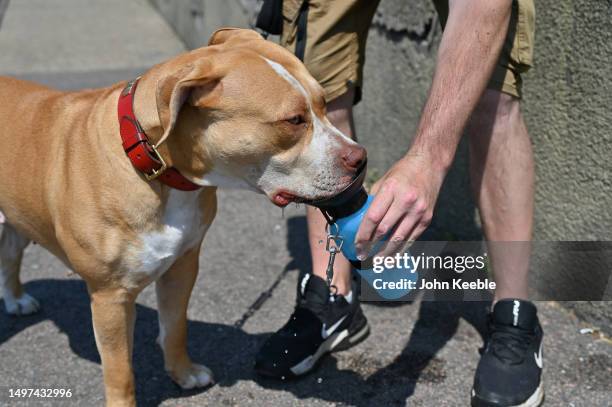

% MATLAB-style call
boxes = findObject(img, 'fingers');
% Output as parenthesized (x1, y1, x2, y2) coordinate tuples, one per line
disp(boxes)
(355, 184, 434, 260)
(367, 194, 413, 254)
(355, 157, 438, 261)
(377, 214, 413, 259)
(354, 186, 394, 259)
(407, 213, 432, 242)
(378, 200, 432, 259)
(406, 197, 433, 243)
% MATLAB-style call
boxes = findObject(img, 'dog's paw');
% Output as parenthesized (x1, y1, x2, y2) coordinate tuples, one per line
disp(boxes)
(170, 363, 214, 390)
(3, 293, 40, 315)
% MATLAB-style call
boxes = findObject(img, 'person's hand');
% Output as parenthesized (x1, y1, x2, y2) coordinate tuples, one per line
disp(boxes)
(354, 154, 446, 260)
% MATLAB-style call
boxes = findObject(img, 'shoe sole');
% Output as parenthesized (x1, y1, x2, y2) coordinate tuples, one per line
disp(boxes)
(288, 322, 370, 376)
(333, 321, 370, 352)
(471, 382, 544, 407)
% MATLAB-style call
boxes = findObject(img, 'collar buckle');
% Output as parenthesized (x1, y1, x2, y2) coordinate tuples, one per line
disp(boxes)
(143, 143, 167, 181)
(118, 77, 201, 191)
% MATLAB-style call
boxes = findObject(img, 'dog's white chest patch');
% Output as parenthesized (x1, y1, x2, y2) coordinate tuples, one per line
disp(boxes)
(127, 190, 204, 287)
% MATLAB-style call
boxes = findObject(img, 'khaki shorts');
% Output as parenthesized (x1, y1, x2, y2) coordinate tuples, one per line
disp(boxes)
(280, 0, 535, 103)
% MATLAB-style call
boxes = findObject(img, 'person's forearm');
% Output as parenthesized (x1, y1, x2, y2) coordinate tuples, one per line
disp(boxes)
(408, 0, 512, 170)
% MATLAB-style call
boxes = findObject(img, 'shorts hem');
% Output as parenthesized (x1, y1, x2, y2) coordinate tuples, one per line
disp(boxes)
(323, 79, 357, 103)
(487, 79, 521, 99)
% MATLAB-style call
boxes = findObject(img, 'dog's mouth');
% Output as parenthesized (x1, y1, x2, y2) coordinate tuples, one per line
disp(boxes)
(272, 191, 300, 207)
(271, 159, 367, 209)
(305, 159, 367, 208)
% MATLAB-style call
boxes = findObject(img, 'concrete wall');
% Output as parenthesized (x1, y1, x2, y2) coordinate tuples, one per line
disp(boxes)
(149, 0, 612, 331)
(147, 0, 257, 48)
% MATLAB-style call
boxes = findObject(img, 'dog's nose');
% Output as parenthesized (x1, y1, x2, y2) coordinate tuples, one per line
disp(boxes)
(341, 145, 367, 171)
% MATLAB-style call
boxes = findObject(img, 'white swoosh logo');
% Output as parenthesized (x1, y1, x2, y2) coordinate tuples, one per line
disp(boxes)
(321, 316, 347, 339)
(534, 342, 543, 369)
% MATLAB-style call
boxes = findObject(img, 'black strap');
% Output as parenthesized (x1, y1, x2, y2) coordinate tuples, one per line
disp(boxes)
(256, 0, 284, 35)
(295, 1, 309, 61)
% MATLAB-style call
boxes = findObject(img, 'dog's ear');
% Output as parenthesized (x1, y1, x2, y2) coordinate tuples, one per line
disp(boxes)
(152, 28, 261, 147)
(208, 28, 263, 46)
(154, 61, 222, 147)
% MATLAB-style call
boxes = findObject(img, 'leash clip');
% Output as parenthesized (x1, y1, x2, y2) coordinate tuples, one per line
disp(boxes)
(324, 221, 343, 291)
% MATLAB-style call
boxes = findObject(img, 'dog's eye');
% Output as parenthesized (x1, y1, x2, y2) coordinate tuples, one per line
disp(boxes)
(285, 115, 305, 126)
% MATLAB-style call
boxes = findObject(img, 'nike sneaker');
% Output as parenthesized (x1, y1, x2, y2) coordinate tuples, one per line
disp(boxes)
(255, 273, 369, 378)
(472, 299, 544, 407)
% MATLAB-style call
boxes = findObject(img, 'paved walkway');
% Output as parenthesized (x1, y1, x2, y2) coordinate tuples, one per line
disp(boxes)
(0, 1, 610, 406)
(0, 0, 185, 88)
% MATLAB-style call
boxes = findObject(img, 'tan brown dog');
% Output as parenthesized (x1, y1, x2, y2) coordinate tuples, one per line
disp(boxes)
(0, 28, 365, 406)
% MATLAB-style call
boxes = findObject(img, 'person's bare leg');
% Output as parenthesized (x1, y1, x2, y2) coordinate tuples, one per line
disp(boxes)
(466, 89, 534, 301)
(307, 87, 356, 295)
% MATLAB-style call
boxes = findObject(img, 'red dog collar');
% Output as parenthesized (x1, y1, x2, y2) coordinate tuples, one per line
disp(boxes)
(117, 78, 201, 191)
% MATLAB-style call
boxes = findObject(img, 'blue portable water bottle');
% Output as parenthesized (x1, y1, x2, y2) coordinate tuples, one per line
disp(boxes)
(314, 178, 418, 300)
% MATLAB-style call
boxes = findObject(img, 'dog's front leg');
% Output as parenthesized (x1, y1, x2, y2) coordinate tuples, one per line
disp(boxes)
(155, 247, 214, 389)
(90, 288, 138, 407)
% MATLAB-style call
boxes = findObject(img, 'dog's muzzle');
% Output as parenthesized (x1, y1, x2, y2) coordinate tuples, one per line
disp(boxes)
(305, 159, 368, 220)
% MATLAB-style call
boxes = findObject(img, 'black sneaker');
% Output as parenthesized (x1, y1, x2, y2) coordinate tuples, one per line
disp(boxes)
(255, 273, 369, 379)
(471, 299, 544, 407)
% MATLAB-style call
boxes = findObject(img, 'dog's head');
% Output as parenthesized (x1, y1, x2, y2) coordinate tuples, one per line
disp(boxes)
(137, 28, 366, 206)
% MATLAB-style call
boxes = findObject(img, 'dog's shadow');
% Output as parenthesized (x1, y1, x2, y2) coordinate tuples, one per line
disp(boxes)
(0, 278, 267, 405)
(0, 218, 490, 406)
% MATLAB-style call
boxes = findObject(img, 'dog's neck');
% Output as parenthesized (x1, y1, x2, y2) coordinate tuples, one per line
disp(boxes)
(132, 73, 166, 145)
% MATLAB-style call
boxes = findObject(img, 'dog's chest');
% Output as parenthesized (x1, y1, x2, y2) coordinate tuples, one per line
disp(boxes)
(127, 190, 205, 286)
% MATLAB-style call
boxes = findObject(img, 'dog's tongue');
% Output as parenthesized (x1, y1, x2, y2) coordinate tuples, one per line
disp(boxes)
(273, 192, 296, 207)
(0, 211, 5, 224)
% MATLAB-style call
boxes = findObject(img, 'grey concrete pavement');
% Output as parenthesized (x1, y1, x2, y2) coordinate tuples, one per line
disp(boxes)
(0, 0, 185, 87)
(1, 193, 611, 406)
(0, 1, 610, 406)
